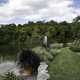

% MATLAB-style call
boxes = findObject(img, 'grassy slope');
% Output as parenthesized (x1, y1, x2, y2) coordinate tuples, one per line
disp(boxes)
(48, 48, 80, 80)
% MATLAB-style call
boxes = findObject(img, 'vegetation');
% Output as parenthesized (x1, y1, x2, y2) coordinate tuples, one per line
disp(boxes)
(48, 48, 80, 80)
(0, 16, 80, 56)
(70, 39, 80, 52)
(0, 16, 80, 80)
(1, 48, 80, 80)
(0, 72, 20, 80)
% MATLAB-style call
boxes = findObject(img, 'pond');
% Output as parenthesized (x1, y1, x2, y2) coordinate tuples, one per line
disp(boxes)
(0, 61, 49, 80)
(0, 61, 16, 75)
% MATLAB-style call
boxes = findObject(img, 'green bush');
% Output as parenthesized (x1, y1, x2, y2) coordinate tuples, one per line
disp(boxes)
(48, 48, 80, 80)
(32, 47, 54, 62)
(50, 43, 63, 49)
(70, 39, 80, 52)
(0, 72, 20, 80)
(33, 46, 62, 62)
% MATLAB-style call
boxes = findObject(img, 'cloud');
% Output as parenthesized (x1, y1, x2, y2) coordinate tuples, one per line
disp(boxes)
(0, 0, 79, 24)
(0, 0, 8, 5)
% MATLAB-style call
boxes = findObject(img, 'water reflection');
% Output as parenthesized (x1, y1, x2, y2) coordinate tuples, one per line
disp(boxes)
(0, 61, 49, 80)
(0, 61, 15, 74)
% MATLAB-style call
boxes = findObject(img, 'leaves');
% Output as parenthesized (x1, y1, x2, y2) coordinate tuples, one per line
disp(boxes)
(0, 72, 20, 80)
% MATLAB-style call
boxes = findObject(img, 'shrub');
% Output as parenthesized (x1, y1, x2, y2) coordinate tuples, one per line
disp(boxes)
(70, 39, 80, 52)
(0, 72, 20, 80)
(50, 43, 63, 49)
(32, 47, 54, 62)
(48, 48, 80, 80)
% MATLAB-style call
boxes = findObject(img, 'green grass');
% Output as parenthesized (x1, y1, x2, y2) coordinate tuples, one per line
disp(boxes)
(48, 48, 80, 80)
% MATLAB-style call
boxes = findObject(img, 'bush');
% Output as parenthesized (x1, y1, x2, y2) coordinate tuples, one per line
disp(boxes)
(0, 72, 20, 80)
(48, 48, 80, 80)
(70, 39, 80, 52)
(50, 43, 63, 49)
(32, 47, 54, 62)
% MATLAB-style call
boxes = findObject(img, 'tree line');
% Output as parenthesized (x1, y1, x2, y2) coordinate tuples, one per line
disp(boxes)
(0, 16, 80, 52)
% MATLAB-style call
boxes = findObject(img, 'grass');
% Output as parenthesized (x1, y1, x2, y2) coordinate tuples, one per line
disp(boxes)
(48, 48, 80, 80)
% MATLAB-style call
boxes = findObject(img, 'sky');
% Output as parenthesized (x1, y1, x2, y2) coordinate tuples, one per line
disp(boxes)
(0, 0, 80, 24)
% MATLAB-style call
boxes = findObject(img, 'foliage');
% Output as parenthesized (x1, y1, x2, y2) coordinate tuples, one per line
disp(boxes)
(0, 47, 80, 80)
(50, 43, 63, 49)
(0, 16, 80, 80)
(32, 46, 62, 63)
(33, 47, 54, 62)
(70, 39, 80, 52)
(48, 48, 80, 80)
(0, 16, 80, 55)
(0, 72, 20, 80)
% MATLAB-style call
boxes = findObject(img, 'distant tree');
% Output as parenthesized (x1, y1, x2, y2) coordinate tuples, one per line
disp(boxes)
(73, 16, 80, 23)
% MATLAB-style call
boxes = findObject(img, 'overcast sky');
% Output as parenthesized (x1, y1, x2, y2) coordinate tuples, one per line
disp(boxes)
(0, 0, 80, 24)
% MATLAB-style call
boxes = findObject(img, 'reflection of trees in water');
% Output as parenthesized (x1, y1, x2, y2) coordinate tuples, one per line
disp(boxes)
(0, 56, 14, 63)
